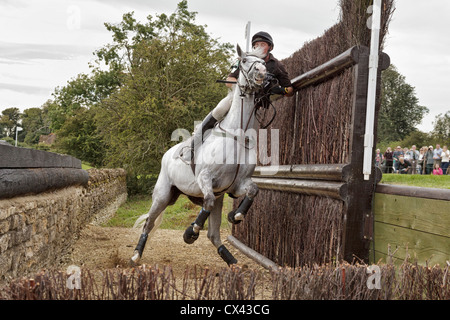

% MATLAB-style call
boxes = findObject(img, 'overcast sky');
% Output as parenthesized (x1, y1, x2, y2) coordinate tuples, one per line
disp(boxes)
(0, 0, 449, 133)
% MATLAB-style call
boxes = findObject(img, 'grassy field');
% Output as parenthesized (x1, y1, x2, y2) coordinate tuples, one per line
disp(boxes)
(380, 173, 450, 189)
(105, 193, 234, 230)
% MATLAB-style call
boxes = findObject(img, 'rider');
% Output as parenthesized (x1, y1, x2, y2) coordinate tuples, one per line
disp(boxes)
(190, 31, 294, 171)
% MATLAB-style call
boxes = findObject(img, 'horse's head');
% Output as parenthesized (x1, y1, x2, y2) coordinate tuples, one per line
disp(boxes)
(236, 44, 267, 91)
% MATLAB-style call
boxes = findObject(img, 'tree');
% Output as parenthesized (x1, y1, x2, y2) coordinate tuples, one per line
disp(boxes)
(21, 105, 51, 145)
(432, 111, 450, 140)
(48, 57, 122, 165)
(49, 70, 121, 131)
(0, 108, 21, 138)
(377, 65, 429, 143)
(95, 1, 233, 179)
(55, 107, 106, 166)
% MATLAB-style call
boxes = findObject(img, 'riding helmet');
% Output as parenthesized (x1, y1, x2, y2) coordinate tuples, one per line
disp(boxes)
(251, 31, 274, 50)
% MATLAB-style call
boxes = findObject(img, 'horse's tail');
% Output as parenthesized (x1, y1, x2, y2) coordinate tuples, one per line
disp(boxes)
(133, 211, 164, 239)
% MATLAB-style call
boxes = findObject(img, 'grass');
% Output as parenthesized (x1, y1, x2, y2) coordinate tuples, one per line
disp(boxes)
(82, 162, 93, 170)
(105, 193, 234, 230)
(380, 173, 450, 189)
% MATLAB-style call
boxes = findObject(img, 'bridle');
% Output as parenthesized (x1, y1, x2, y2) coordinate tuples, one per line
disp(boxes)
(236, 57, 278, 130)
(217, 55, 266, 144)
(236, 55, 266, 96)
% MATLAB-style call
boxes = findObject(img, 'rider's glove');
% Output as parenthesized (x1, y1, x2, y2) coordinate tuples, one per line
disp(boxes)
(270, 85, 289, 95)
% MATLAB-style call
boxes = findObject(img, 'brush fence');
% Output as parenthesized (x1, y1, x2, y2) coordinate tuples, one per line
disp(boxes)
(231, 45, 390, 268)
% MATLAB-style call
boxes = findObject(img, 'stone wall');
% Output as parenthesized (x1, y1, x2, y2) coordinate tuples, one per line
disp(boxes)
(0, 168, 127, 281)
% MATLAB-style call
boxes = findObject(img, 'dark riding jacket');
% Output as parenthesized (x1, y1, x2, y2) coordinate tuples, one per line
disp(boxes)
(229, 53, 292, 88)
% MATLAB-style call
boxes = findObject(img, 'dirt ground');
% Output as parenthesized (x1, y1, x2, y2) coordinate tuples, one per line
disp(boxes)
(61, 224, 266, 276)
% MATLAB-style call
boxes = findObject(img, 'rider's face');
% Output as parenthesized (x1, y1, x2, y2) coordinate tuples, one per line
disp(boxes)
(253, 41, 270, 55)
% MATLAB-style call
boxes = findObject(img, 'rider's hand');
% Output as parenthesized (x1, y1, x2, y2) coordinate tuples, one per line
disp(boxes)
(270, 85, 289, 95)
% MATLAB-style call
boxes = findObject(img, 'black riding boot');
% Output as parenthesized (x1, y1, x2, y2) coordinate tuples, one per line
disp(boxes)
(190, 113, 217, 174)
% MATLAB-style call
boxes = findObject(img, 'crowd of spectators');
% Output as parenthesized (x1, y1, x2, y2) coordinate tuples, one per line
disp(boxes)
(375, 144, 449, 175)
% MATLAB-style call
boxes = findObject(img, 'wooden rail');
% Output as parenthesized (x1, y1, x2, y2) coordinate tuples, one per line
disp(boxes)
(0, 144, 88, 199)
(376, 183, 450, 201)
(253, 164, 351, 181)
(290, 46, 359, 90)
(0, 144, 81, 168)
(227, 235, 279, 272)
(252, 177, 347, 200)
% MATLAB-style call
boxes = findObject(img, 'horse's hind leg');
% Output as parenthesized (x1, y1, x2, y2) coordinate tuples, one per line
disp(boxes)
(130, 175, 175, 265)
(207, 195, 237, 266)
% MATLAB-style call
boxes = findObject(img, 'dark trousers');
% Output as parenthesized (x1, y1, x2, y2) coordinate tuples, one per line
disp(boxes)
(442, 162, 449, 175)
(384, 162, 393, 173)
(410, 160, 417, 174)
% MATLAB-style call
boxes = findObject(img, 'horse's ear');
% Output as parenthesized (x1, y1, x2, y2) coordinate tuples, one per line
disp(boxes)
(236, 44, 245, 60)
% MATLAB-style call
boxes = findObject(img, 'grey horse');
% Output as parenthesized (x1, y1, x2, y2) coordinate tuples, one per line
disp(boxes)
(130, 44, 267, 266)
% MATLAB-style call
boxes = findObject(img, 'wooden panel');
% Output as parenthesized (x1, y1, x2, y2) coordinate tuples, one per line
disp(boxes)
(373, 221, 450, 266)
(374, 193, 450, 238)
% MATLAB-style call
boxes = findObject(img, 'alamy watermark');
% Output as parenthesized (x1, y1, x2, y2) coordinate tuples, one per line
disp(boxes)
(366, 2, 381, 30)
(66, 265, 81, 290)
(171, 126, 280, 175)
(366, 265, 381, 290)
(67, 5, 81, 30)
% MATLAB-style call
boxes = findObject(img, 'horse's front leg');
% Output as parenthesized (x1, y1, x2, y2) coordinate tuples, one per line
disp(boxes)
(228, 178, 259, 224)
(207, 195, 237, 266)
(183, 169, 215, 244)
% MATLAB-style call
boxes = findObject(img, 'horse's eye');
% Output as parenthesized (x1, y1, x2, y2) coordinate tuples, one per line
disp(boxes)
(242, 58, 247, 63)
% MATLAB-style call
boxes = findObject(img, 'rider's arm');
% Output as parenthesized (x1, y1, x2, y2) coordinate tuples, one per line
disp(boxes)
(225, 76, 237, 89)
(275, 63, 294, 97)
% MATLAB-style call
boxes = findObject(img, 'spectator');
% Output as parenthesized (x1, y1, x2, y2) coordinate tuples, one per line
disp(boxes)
(383, 147, 394, 173)
(432, 162, 443, 175)
(441, 145, 449, 175)
(421, 146, 429, 173)
(433, 144, 443, 168)
(418, 147, 425, 174)
(397, 156, 411, 174)
(425, 146, 434, 174)
(407, 145, 419, 174)
(375, 149, 384, 168)
(403, 147, 411, 161)
(393, 146, 403, 173)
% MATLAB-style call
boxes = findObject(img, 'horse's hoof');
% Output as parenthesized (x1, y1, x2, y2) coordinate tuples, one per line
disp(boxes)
(183, 225, 199, 244)
(218, 245, 238, 266)
(129, 251, 140, 267)
(227, 210, 242, 224)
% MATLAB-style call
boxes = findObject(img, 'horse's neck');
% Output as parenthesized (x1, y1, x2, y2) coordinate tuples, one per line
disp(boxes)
(220, 88, 255, 131)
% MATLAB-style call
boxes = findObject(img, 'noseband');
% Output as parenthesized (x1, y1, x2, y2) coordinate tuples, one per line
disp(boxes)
(238, 57, 266, 96)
